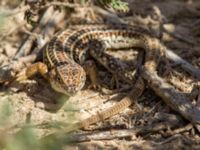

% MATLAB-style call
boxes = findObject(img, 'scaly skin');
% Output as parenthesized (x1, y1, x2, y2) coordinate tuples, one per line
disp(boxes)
(44, 24, 154, 95)
(26, 24, 165, 133)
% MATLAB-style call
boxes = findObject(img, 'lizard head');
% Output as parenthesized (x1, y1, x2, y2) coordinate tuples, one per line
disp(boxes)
(48, 63, 86, 96)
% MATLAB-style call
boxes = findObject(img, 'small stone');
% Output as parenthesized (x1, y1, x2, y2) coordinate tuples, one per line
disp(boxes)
(3, 44, 18, 58)
(35, 102, 45, 109)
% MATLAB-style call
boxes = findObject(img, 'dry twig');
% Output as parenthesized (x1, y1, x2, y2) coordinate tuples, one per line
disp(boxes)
(39, 1, 83, 9)
(151, 134, 181, 145)
(93, 6, 126, 24)
(165, 49, 200, 80)
(60, 121, 180, 142)
(15, 7, 55, 59)
(141, 69, 200, 125)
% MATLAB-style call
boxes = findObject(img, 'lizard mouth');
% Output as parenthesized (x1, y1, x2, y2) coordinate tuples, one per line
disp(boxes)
(50, 79, 77, 96)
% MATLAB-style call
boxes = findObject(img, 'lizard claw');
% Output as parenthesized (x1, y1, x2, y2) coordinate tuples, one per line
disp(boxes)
(15, 69, 28, 82)
(88, 82, 101, 90)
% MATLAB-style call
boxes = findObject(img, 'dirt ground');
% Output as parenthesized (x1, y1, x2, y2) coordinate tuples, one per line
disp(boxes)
(0, 0, 200, 149)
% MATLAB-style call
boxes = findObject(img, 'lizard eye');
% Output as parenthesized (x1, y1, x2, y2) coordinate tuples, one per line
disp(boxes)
(57, 76, 61, 82)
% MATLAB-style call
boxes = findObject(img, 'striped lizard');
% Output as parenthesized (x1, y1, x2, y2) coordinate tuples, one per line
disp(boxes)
(22, 24, 165, 132)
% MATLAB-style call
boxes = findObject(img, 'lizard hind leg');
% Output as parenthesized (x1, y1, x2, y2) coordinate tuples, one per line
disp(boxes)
(89, 41, 135, 87)
(83, 60, 101, 90)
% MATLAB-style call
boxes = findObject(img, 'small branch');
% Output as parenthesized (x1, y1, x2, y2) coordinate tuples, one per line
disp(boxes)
(141, 69, 200, 125)
(163, 27, 195, 45)
(0, 5, 30, 17)
(14, 7, 54, 59)
(171, 124, 193, 135)
(40, 2, 83, 9)
(15, 5, 65, 59)
(62, 121, 180, 142)
(93, 6, 127, 24)
(165, 49, 200, 80)
(151, 134, 181, 145)
(17, 54, 38, 63)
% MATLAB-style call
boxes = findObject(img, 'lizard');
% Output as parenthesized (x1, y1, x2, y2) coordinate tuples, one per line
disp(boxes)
(19, 24, 165, 133)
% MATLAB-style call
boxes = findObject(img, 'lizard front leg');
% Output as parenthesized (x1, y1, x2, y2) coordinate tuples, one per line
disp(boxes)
(17, 62, 49, 81)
